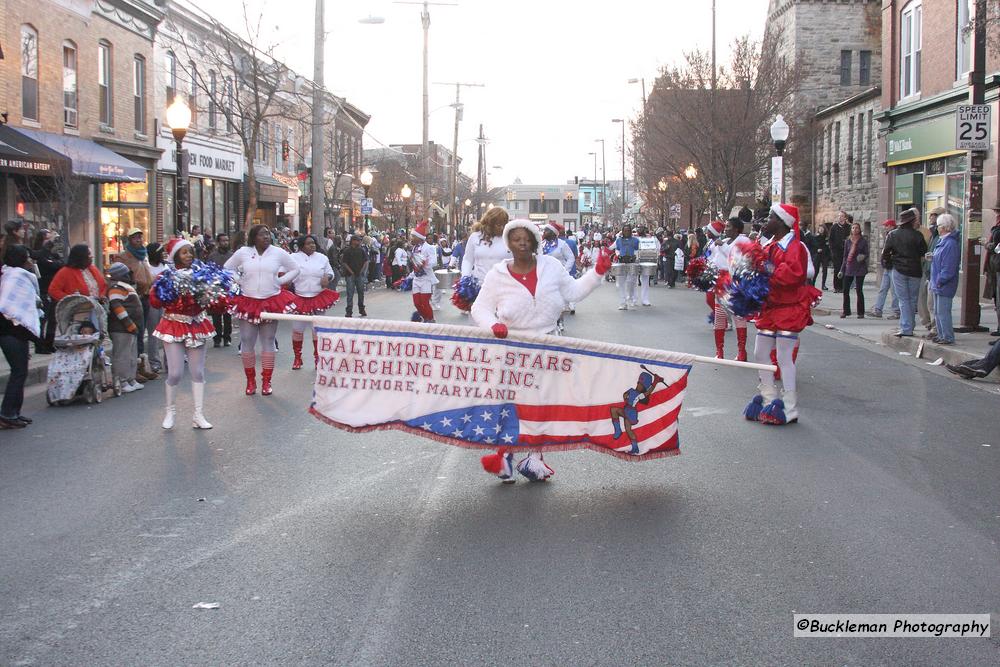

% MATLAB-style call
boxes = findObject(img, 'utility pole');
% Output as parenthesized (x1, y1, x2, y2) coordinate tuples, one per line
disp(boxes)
(393, 1, 457, 224)
(475, 123, 486, 216)
(310, 0, 326, 234)
(960, 0, 987, 330)
(434, 81, 484, 238)
(709, 0, 717, 221)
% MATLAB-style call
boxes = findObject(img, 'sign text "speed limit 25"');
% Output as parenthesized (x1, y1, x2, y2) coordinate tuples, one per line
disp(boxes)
(956, 104, 991, 151)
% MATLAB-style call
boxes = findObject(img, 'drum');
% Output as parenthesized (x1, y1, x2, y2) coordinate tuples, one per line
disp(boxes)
(434, 269, 461, 287)
(639, 262, 658, 277)
(609, 263, 638, 278)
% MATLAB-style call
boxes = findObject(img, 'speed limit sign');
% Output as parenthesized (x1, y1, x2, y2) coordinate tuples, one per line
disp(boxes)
(956, 104, 991, 151)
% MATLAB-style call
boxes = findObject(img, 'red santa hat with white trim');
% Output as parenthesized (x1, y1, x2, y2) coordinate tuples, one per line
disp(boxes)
(543, 220, 564, 235)
(770, 202, 801, 238)
(164, 237, 193, 264)
(705, 219, 726, 238)
(410, 219, 429, 241)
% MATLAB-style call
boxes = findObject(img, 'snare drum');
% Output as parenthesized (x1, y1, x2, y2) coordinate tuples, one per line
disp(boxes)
(639, 262, 657, 277)
(609, 263, 638, 278)
(434, 269, 461, 287)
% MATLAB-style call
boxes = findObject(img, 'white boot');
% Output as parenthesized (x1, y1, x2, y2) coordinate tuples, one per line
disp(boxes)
(782, 390, 798, 423)
(191, 382, 213, 429)
(162, 384, 176, 429)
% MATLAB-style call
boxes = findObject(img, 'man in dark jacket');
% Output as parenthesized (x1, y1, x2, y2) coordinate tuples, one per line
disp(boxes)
(829, 211, 852, 293)
(206, 234, 234, 347)
(882, 207, 927, 337)
(31, 230, 63, 353)
(341, 234, 369, 317)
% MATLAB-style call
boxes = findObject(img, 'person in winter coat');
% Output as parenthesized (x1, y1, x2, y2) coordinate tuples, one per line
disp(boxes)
(882, 207, 927, 337)
(472, 219, 612, 483)
(105, 262, 145, 393)
(829, 211, 852, 292)
(31, 229, 62, 354)
(0, 244, 40, 429)
(929, 214, 961, 345)
(838, 223, 868, 318)
(48, 244, 106, 303)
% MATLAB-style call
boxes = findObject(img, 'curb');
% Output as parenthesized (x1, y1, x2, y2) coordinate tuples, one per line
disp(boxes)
(0, 361, 50, 391)
(879, 331, 999, 383)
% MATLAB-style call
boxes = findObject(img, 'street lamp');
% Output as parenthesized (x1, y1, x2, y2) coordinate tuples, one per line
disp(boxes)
(360, 168, 373, 234)
(684, 163, 698, 230)
(612, 119, 626, 219)
(401, 183, 413, 236)
(657, 178, 668, 228)
(770, 114, 790, 203)
(166, 97, 192, 235)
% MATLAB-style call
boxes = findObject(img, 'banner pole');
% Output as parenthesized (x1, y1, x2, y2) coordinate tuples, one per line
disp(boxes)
(260, 313, 778, 373)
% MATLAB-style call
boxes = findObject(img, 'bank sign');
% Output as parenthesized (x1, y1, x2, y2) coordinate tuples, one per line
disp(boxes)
(156, 134, 244, 180)
(887, 114, 963, 166)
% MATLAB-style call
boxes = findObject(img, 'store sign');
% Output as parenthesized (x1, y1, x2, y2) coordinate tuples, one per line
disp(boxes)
(894, 173, 914, 204)
(955, 104, 991, 151)
(887, 114, 963, 166)
(156, 134, 244, 180)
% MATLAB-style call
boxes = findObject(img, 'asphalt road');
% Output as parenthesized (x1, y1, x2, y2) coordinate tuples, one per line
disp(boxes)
(2, 278, 998, 666)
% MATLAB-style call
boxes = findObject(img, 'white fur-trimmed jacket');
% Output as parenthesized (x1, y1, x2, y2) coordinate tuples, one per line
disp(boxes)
(471, 255, 602, 336)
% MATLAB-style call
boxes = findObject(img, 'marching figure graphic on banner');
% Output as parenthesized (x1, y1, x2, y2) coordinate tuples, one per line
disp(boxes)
(610, 368, 666, 454)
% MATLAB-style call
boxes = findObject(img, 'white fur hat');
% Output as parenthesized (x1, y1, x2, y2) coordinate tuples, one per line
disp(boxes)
(502, 219, 543, 251)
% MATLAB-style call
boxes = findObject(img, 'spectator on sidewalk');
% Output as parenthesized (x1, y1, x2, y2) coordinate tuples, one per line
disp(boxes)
(918, 208, 944, 336)
(341, 234, 369, 318)
(871, 219, 901, 319)
(48, 244, 106, 303)
(31, 229, 62, 354)
(326, 235, 343, 292)
(145, 243, 167, 373)
(947, 340, 1000, 380)
(882, 208, 927, 338)
(985, 202, 1000, 337)
(838, 222, 868, 318)
(814, 225, 831, 290)
(929, 213, 960, 345)
(0, 244, 40, 429)
(206, 234, 234, 348)
(0, 220, 28, 261)
(105, 262, 145, 393)
(117, 229, 155, 378)
(829, 212, 852, 293)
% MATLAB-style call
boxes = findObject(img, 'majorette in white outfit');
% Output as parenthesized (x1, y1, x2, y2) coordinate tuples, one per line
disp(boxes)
(224, 229, 301, 397)
(409, 220, 439, 323)
(636, 228, 659, 306)
(461, 230, 514, 283)
(708, 216, 751, 361)
(289, 237, 339, 370)
(474, 219, 611, 483)
(541, 220, 578, 316)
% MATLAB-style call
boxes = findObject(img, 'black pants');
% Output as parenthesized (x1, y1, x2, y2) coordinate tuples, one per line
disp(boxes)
(842, 274, 865, 315)
(831, 256, 844, 291)
(36, 296, 56, 352)
(666, 266, 677, 287)
(0, 334, 29, 419)
(212, 312, 233, 343)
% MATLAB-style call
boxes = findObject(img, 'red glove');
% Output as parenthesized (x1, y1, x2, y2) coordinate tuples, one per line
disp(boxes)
(491, 323, 508, 339)
(595, 249, 613, 276)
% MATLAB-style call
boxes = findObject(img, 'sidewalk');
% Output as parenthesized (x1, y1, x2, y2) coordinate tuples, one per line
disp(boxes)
(812, 278, 999, 380)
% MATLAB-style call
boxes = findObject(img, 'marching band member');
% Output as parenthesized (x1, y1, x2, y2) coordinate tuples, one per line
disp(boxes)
(456, 208, 512, 312)
(744, 203, 821, 425)
(409, 221, 439, 323)
(542, 221, 578, 316)
(614, 224, 639, 309)
(472, 219, 612, 482)
(703, 220, 725, 322)
(225, 225, 300, 397)
(289, 234, 338, 370)
(710, 216, 751, 360)
(636, 224, 659, 306)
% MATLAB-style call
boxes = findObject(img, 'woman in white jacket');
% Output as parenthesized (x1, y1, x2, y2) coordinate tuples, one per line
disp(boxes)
(289, 234, 338, 370)
(225, 225, 300, 396)
(456, 208, 512, 311)
(472, 219, 612, 482)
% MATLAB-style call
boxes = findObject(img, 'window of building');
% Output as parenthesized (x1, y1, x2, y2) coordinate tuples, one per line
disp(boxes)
(833, 121, 841, 188)
(133, 56, 146, 134)
(857, 113, 864, 184)
(816, 131, 824, 191)
(583, 191, 592, 207)
(165, 50, 177, 102)
(840, 50, 852, 86)
(98, 40, 113, 126)
(563, 198, 579, 214)
(21, 25, 39, 121)
(847, 116, 855, 185)
(63, 41, 78, 128)
(859, 51, 872, 85)
(261, 122, 269, 165)
(900, 1, 922, 98)
(273, 122, 280, 170)
(957, 0, 973, 79)
(826, 125, 833, 190)
(188, 62, 198, 125)
(225, 77, 235, 133)
(866, 111, 874, 182)
(208, 70, 217, 129)
(529, 199, 545, 214)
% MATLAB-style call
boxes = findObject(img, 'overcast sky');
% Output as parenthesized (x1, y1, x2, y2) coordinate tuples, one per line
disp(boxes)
(210, 0, 769, 187)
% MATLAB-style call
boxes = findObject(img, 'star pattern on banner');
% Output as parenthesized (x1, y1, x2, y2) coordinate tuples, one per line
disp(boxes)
(406, 404, 519, 445)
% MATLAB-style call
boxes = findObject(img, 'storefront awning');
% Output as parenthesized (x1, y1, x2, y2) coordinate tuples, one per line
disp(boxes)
(0, 125, 71, 176)
(13, 127, 146, 182)
(248, 171, 292, 203)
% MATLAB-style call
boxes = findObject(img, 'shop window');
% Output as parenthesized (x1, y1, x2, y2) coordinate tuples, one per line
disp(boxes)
(163, 174, 175, 235)
(101, 174, 150, 265)
(21, 25, 39, 121)
(202, 179, 215, 234)
(926, 158, 946, 175)
(214, 179, 226, 234)
(957, 0, 973, 79)
(134, 55, 146, 134)
(900, 1, 922, 98)
(946, 154, 967, 173)
(63, 41, 78, 128)
(190, 178, 202, 229)
(98, 40, 113, 126)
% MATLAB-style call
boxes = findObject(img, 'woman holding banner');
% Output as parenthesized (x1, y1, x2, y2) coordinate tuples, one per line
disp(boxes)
(225, 225, 300, 397)
(289, 235, 339, 370)
(472, 219, 612, 482)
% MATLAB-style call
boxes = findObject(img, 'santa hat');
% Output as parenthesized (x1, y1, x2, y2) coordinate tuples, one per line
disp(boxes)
(544, 221, 564, 235)
(164, 237, 193, 264)
(410, 220, 429, 241)
(882, 218, 897, 229)
(705, 219, 726, 238)
(770, 203, 802, 241)
(502, 219, 543, 251)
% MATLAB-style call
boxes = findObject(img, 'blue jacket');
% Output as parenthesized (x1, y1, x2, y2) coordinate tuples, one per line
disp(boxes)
(930, 233, 960, 298)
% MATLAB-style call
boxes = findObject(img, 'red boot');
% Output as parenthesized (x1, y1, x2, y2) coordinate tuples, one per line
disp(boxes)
(292, 340, 303, 370)
(734, 328, 748, 362)
(261, 368, 273, 396)
(312, 339, 319, 369)
(714, 329, 725, 359)
(244, 367, 257, 395)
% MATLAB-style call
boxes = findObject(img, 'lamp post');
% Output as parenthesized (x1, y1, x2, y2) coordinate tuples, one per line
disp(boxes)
(594, 139, 606, 218)
(166, 98, 192, 235)
(464, 197, 472, 228)
(770, 114, 789, 204)
(657, 178, 668, 229)
(401, 183, 413, 236)
(612, 119, 626, 220)
(360, 168, 374, 235)
(684, 163, 698, 230)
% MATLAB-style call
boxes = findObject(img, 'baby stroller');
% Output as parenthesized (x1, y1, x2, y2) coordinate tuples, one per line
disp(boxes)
(46, 295, 113, 405)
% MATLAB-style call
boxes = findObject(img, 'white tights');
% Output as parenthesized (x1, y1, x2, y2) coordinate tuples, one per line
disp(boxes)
(240, 321, 278, 353)
(753, 332, 797, 393)
(163, 341, 206, 386)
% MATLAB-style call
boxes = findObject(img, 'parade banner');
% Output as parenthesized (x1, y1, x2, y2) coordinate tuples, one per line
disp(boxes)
(295, 317, 696, 461)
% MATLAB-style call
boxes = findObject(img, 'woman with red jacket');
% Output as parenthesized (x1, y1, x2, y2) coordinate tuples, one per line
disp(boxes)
(47, 244, 106, 303)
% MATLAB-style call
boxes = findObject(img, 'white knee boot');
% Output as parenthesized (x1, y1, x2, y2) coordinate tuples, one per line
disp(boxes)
(192, 382, 213, 429)
(162, 384, 176, 430)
